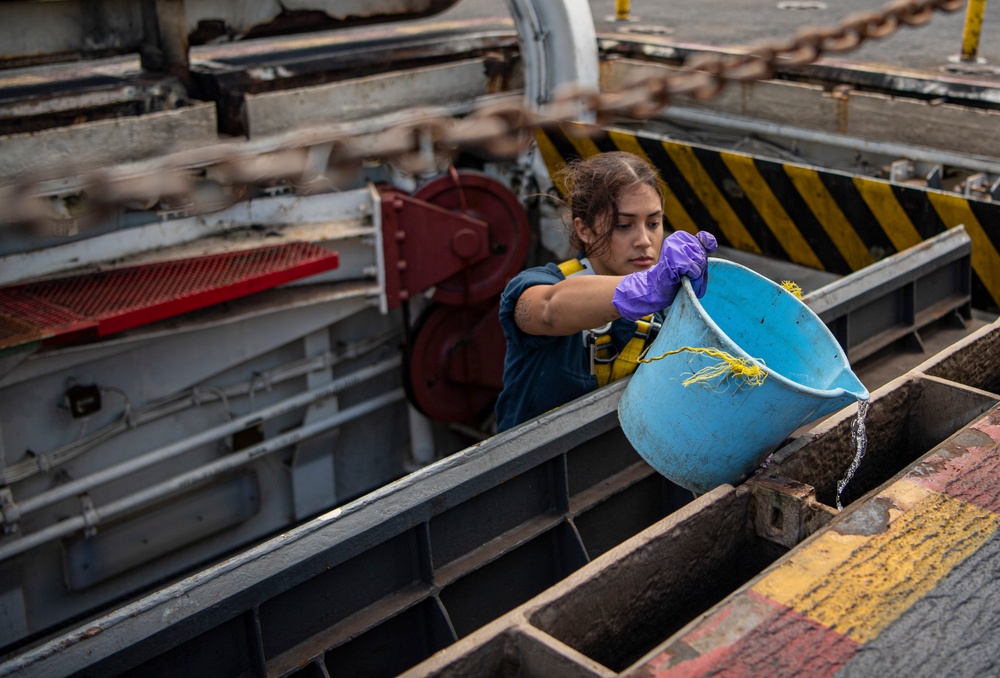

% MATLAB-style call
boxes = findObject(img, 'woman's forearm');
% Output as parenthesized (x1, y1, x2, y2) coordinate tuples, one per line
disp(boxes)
(514, 276, 625, 336)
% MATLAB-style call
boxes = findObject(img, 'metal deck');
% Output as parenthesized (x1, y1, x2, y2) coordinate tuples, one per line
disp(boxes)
(3, 300, 999, 677)
(405, 318, 1000, 678)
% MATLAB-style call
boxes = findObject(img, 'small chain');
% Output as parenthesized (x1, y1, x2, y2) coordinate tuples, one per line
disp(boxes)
(0, 0, 964, 228)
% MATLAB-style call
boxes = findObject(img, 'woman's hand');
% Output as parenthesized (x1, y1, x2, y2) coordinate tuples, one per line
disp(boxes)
(612, 231, 718, 321)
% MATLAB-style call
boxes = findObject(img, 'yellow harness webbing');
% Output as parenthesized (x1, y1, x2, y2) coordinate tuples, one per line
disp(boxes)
(557, 259, 587, 276)
(557, 259, 656, 388)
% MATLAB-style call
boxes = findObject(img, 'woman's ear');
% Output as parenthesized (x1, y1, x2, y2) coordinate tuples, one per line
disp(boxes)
(573, 217, 591, 246)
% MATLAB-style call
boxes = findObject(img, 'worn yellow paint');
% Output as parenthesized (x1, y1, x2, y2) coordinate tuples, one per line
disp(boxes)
(534, 129, 571, 196)
(853, 177, 924, 254)
(607, 129, 700, 235)
(961, 0, 987, 61)
(755, 488, 1000, 644)
(721, 152, 824, 269)
(662, 141, 761, 253)
(783, 165, 874, 271)
(928, 191, 1000, 308)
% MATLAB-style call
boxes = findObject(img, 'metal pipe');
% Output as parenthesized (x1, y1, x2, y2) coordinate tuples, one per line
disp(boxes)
(0, 388, 406, 563)
(13, 357, 401, 519)
(3, 335, 395, 485)
(658, 106, 1000, 176)
(961, 0, 988, 62)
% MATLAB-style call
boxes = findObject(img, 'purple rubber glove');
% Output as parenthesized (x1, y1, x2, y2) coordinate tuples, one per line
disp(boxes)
(612, 230, 718, 321)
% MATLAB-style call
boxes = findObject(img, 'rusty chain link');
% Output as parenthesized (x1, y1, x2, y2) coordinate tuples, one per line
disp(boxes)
(0, 0, 964, 229)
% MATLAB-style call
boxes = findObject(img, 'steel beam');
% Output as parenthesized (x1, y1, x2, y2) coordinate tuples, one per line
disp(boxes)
(803, 226, 973, 363)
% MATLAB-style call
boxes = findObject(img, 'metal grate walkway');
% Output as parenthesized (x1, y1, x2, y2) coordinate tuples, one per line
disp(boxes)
(0, 242, 339, 351)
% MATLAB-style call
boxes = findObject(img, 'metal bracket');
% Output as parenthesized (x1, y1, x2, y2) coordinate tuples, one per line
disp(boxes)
(925, 164, 943, 190)
(889, 159, 915, 182)
(748, 475, 838, 548)
(80, 495, 100, 538)
(378, 187, 490, 309)
(965, 172, 989, 197)
(0, 487, 20, 535)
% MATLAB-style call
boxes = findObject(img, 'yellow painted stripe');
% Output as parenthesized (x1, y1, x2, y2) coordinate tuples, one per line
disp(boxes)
(720, 152, 824, 269)
(560, 122, 602, 160)
(853, 177, 925, 254)
(662, 141, 761, 253)
(928, 191, 1000, 309)
(754, 483, 1000, 644)
(784, 165, 874, 271)
(607, 129, 700, 235)
(534, 129, 570, 196)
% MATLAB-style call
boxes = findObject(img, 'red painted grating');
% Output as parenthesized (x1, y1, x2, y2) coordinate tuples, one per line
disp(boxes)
(0, 242, 339, 351)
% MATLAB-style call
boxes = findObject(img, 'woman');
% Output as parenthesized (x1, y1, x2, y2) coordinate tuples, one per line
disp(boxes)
(495, 151, 717, 432)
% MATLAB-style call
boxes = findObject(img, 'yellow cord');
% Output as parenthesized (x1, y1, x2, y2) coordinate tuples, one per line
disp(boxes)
(621, 281, 793, 391)
(634, 346, 768, 390)
(781, 280, 803, 299)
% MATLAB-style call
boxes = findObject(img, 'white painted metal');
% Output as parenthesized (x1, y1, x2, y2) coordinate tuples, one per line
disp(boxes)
(659, 106, 1000, 177)
(291, 329, 340, 520)
(0, 188, 375, 285)
(245, 59, 500, 135)
(505, 0, 598, 110)
(6, 357, 400, 525)
(0, 388, 406, 562)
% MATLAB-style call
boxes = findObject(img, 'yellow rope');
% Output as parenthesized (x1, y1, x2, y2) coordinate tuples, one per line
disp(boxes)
(634, 346, 768, 390)
(781, 280, 802, 299)
(620, 281, 793, 392)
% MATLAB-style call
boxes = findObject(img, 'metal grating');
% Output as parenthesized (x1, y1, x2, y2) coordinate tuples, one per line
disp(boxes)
(0, 243, 339, 351)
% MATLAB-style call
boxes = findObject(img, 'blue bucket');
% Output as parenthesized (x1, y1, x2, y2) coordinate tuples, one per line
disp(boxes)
(618, 259, 868, 494)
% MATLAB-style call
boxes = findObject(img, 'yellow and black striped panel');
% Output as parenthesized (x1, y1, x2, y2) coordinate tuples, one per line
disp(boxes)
(536, 125, 1000, 311)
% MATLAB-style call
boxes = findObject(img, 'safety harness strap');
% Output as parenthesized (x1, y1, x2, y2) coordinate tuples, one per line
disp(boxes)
(557, 259, 658, 388)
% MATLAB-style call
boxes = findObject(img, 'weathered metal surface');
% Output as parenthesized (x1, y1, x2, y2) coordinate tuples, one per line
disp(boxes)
(398, 320, 1000, 677)
(0, 380, 689, 676)
(0, 102, 217, 186)
(749, 475, 837, 549)
(244, 59, 506, 136)
(801, 226, 972, 362)
(4, 308, 997, 677)
(0, 2, 970, 231)
(0, 0, 462, 66)
(638, 407, 1000, 677)
(536, 125, 1000, 311)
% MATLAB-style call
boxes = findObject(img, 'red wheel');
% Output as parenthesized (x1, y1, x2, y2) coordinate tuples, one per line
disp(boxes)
(413, 171, 530, 305)
(405, 300, 504, 426)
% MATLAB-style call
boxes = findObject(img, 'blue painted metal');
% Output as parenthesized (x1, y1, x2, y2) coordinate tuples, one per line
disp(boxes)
(618, 259, 869, 493)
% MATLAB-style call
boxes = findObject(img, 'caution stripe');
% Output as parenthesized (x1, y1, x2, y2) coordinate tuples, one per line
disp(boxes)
(535, 126, 1000, 310)
(852, 178, 925, 253)
(660, 143, 762, 254)
(606, 129, 701, 235)
(775, 165, 874, 271)
(928, 191, 1000, 307)
(720, 153, 824, 269)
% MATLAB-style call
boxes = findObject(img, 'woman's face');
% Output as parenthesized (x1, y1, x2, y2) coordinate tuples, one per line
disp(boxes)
(576, 183, 664, 277)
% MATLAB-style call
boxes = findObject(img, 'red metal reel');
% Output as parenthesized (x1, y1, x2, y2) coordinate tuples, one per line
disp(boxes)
(405, 300, 505, 427)
(412, 170, 530, 306)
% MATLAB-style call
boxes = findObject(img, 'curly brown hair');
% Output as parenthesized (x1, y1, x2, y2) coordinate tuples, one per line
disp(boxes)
(558, 151, 664, 259)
